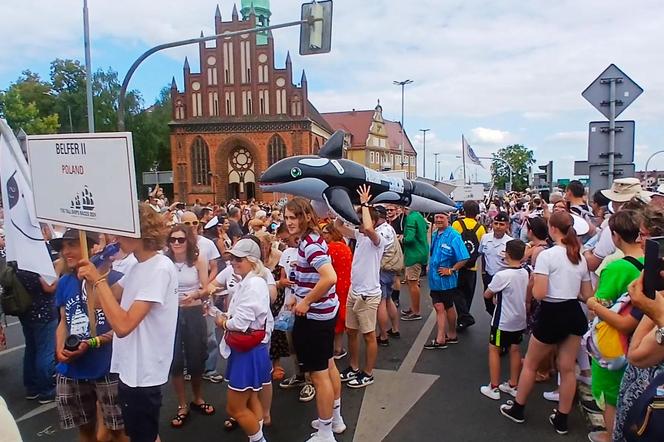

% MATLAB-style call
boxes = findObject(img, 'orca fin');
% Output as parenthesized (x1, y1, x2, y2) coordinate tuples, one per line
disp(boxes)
(324, 186, 360, 224)
(318, 130, 345, 159)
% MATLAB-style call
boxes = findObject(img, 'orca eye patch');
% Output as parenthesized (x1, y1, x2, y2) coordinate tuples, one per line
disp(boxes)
(290, 167, 302, 178)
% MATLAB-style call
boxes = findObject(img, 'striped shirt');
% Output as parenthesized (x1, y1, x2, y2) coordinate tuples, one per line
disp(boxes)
(293, 232, 339, 321)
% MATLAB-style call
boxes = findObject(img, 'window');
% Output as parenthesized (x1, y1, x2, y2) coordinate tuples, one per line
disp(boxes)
(259, 90, 269, 115)
(275, 89, 287, 115)
(225, 92, 235, 116)
(267, 135, 286, 165)
(207, 67, 218, 85)
(209, 92, 219, 116)
(191, 137, 210, 185)
(175, 100, 185, 120)
(291, 96, 302, 116)
(240, 41, 251, 83)
(223, 42, 234, 84)
(370, 152, 375, 164)
(258, 64, 269, 83)
(242, 91, 253, 115)
(191, 93, 202, 117)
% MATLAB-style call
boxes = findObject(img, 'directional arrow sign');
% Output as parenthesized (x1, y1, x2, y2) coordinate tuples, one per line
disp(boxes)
(582, 64, 643, 119)
(353, 311, 439, 442)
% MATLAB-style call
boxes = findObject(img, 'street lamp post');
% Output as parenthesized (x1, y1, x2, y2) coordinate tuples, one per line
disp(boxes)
(433, 152, 439, 181)
(419, 128, 430, 179)
(644, 150, 664, 186)
(83, 0, 94, 133)
(393, 79, 413, 176)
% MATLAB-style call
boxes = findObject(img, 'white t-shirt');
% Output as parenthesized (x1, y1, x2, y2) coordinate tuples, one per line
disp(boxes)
(112, 253, 137, 276)
(488, 268, 529, 332)
(111, 254, 178, 388)
(197, 235, 221, 263)
(534, 245, 590, 302)
(215, 265, 275, 305)
(479, 232, 513, 276)
(350, 224, 389, 295)
(278, 247, 299, 303)
(592, 222, 616, 260)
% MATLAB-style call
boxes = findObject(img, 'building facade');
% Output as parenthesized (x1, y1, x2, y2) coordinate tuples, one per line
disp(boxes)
(170, 1, 332, 203)
(321, 102, 417, 179)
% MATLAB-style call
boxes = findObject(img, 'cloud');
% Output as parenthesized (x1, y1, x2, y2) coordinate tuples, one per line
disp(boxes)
(470, 127, 511, 145)
(549, 131, 586, 142)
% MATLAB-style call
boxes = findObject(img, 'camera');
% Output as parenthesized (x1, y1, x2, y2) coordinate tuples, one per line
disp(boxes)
(644, 236, 664, 299)
(64, 335, 82, 352)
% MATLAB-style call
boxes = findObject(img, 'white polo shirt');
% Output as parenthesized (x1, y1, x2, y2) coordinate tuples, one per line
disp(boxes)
(479, 232, 513, 276)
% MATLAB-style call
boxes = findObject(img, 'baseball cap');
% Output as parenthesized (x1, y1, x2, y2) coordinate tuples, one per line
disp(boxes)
(374, 205, 388, 218)
(227, 238, 261, 260)
(50, 229, 100, 252)
(494, 212, 509, 223)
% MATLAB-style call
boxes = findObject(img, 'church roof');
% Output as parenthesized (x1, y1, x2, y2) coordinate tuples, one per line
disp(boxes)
(307, 101, 334, 134)
(321, 110, 416, 155)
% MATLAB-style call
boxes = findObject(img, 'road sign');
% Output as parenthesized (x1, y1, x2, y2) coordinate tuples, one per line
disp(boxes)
(27, 132, 141, 237)
(452, 184, 484, 202)
(142, 171, 173, 186)
(582, 64, 643, 120)
(300, 0, 333, 55)
(574, 160, 589, 176)
(588, 163, 636, 197)
(588, 120, 635, 164)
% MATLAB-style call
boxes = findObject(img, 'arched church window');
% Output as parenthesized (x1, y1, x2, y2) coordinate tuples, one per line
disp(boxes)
(268, 135, 286, 165)
(191, 137, 211, 185)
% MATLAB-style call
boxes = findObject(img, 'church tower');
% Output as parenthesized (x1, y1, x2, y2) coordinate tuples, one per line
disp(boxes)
(240, 0, 271, 45)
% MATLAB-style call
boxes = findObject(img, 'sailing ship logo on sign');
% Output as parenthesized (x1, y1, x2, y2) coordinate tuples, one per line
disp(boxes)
(62, 185, 96, 219)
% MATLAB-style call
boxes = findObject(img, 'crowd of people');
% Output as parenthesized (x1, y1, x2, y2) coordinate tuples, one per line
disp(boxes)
(1, 176, 663, 442)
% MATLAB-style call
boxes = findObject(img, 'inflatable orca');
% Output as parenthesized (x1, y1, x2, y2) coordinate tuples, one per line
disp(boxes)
(259, 130, 456, 224)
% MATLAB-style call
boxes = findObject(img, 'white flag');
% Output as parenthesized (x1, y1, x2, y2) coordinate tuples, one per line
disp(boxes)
(0, 119, 56, 279)
(462, 135, 484, 168)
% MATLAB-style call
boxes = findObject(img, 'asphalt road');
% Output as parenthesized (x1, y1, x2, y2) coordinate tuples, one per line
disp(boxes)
(1, 277, 586, 442)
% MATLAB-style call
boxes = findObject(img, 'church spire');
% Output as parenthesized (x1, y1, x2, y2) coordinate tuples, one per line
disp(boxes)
(232, 3, 239, 21)
(215, 4, 221, 19)
(183, 57, 190, 72)
(171, 76, 177, 90)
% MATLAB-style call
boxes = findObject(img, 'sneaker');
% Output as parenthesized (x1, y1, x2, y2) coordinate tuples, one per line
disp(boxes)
(339, 367, 360, 382)
(25, 393, 39, 400)
(37, 395, 55, 405)
(401, 312, 423, 321)
(279, 374, 306, 389)
(500, 400, 525, 424)
(480, 384, 500, 400)
(446, 336, 459, 345)
(184, 373, 192, 381)
(549, 410, 569, 435)
(333, 349, 347, 360)
(305, 431, 337, 442)
(347, 372, 374, 389)
(587, 430, 610, 442)
(581, 398, 602, 414)
(311, 418, 347, 434)
(377, 337, 389, 346)
(423, 340, 448, 350)
(202, 372, 224, 383)
(299, 384, 316, 402)
(543, 390, 559, 402)
(400, 308, 413, 316)
(387, 329, 401, 338)
(498, 382, 518, 398)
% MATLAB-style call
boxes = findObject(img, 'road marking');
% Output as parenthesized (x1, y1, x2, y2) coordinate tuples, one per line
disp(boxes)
(0, 344, 25, 357)
(16, 403, 57, 423)
(353, 311, 439, 442)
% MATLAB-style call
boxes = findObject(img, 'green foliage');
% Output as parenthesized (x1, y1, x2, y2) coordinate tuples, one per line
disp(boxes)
(491, 144, 535, 191)
(0, 86, 60, 134)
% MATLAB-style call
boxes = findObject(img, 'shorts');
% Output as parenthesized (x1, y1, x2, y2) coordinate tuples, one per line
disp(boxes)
(118, 381, 162, 442)
(170, 305, 207, 376)
(379, 271, 396, 299)
(591, 359, 624, 407)
(293, 316, 335, 373)
(532, 300, 588, 345)
(405, 264, 423, 281)
(489, 327, 523, 347)
(345, 290, 381, 334)
(56, 374, 124, 431)
(430, 289, 457, 309)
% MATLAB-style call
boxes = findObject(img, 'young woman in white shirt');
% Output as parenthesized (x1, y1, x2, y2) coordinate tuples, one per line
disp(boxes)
(212, 239, 272, 442)
(165, 225, 215, 428)
(500, 211, 593, 435)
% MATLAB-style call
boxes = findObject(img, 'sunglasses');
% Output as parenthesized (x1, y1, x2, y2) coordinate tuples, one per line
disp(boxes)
(169, 237, 186, 244)
(183, 221, 199, 226)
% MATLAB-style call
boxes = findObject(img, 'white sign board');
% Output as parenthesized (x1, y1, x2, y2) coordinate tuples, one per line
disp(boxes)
(27, 133, 141, 237)
(452, 184, 484, 202)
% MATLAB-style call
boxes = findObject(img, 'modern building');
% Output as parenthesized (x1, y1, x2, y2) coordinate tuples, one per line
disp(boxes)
(321, 102, 417, 179)
(169, 1, 333, 203)
(636, 170, 664, 189)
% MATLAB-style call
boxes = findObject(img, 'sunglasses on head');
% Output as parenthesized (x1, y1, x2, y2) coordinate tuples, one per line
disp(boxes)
(169, 237, 186, 244)
(183, 221, 199, 226)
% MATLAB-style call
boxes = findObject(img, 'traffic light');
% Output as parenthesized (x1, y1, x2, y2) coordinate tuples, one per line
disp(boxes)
(300, 1, 333, 55)
(537, 161, 553, 190)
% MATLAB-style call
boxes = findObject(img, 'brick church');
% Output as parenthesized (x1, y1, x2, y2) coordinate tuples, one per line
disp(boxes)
(169, 0, 333, 203)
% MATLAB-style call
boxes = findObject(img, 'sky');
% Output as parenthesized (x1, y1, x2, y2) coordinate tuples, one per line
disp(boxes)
(2, 0, 664, 182)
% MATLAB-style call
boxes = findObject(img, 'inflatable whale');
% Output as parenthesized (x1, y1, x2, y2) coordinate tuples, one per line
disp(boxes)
(259, 131, 456, 224)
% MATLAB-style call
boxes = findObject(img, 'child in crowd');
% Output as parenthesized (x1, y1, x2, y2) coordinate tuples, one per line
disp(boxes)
(481, 239, 529, 400)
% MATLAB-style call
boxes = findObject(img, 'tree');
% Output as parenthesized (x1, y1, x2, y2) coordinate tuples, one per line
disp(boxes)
(0, 80, 60, 134)
(50, 58, 88, 132)
(491, 144, 535, 191)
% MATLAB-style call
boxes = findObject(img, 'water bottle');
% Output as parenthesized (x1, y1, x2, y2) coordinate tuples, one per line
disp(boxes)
(90, 243, 121, 268)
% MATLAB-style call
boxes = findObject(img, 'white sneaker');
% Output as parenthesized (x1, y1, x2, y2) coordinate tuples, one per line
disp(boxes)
(480, 384, 500, 400)
(305, 431, 337, 442)
(498, 382, 518, 398)
(543, 390, 560, 402)
(311, 418, 347, 434)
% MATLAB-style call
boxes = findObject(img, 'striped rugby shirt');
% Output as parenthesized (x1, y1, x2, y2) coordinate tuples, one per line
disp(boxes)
(293, 232, 339, 321)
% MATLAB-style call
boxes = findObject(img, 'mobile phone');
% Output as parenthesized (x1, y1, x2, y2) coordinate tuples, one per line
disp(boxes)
(644, 236, 664, 299)
(176, 202, 185, 210)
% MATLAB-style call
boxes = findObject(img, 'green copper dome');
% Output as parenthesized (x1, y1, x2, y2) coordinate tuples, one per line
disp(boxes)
(240, 0, 271, 45)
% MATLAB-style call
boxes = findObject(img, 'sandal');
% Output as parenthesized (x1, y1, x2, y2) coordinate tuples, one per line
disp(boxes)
(224, 417, 239, 431)
(171, 406, 189, 428)
(190, 401, 216, 416)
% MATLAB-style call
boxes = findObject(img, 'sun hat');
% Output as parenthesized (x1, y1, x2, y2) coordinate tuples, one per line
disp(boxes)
(600, 178, 652, 202)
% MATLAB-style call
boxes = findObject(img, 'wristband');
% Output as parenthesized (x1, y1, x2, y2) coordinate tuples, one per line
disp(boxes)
(93, 278, 107, 291)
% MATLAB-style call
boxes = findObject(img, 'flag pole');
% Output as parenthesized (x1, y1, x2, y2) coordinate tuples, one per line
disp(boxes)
(461, 134, 467, 184)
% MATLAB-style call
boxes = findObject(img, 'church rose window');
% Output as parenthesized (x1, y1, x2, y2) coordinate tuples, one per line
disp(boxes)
(191, 137, 211, 185)
(268, 135, 286, 165)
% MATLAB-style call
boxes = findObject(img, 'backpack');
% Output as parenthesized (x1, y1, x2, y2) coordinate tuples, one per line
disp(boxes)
(0, 262, 33, 316)
(459, 220, 481, 268)
(381, 236, 404, 273)
(624, 370, 664, 442)
(582, 256, 644, 371)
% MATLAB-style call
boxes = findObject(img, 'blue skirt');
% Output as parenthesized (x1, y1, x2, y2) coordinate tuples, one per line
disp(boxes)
(226, 343, 271, 392)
